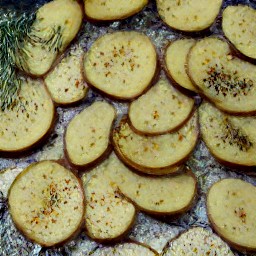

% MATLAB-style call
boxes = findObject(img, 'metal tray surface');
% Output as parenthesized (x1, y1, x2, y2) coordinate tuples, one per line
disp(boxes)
(1, 1, 256, 255)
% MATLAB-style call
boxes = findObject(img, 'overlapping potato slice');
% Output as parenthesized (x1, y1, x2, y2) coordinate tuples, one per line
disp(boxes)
(199, 101, 256, 167)
(83, 31, 157, 99)
(82, 152, 197, 241)
(65, 101, 116, 168)
(107, 153, 197, 215)
(16, 0, 83, 76)
(113, 112, 199, 175)
(82, 157, 136, 242)
(44, 46, 88, 105)
(0, 77, 54, 154)
(129, 78, 194, 135)
(164, 39, 197, 92)
(8, 161, 85, 247)
(156, 0, 222, 32)
(188, 37, 256, 114)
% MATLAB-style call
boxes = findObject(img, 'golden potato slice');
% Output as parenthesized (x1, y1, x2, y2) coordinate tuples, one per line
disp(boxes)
(207, 178, 256, 253)
(83, 31, 157, 100)
(8, 161, 84, 247)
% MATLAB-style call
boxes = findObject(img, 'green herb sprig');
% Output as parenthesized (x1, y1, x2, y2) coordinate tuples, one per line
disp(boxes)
(0, 10, 63, 111)
(0, 12, 35, 111)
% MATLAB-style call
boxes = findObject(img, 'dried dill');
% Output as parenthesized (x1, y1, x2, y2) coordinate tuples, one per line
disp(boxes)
(203, 65, 253, 97)
(221, 119, 253, 152)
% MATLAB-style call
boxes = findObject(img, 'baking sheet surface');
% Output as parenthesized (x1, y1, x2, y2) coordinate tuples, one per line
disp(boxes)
(1, 1, 256, 255)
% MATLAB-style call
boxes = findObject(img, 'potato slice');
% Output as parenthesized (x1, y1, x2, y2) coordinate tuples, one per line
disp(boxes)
(222, 5, 256, 60)
(156, 0, 222, 32)
(128, 78, 194, 135)
(91, 242, 157, 256)
(65, 101, 116, 168)
(207, 178, 256, 253)
(107, 153, 196, 215)
(164, 39, 197, 92)
(162, 227, 234, 256)
(44, 46, 88, 105)
(199, 101, 256, 167)
(113, 112, 199, 174)
(0, 77, 54, 154)
(188, 37, 256, 114)
(83, 31, 157, 100)
(16, 0, 83, 76)
(82, 159, 136, 242)
(84, 0, 148, 21)
(8, 161, 85, 247)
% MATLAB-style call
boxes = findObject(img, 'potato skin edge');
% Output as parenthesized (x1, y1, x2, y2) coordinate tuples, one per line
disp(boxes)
(63, 101, 117, 172)
(7, 160, 86, 248)
(83, 0, 149, 23)
(82, 31, 160, 102)
(0, 78, 57, 158)
(112, 115, 199, 175)
(186, 36, 256, 116)
(206, 179, 256, 254)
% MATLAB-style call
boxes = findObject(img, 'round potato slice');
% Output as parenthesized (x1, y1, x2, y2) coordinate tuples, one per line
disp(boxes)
(83, 31, 157, 100)
(113, 112, 199, 174)
(188, 37, 256, 114)
(162, 227, 234, 256)
(82, 159, 135, 242)
(8, 161, 85, 247)
(0, 77, 54, 154)
(164, 39, 197, 92)
(199, 101, 256, 167)
(65, 101, 116, 168)
(84, 0, 148, 21)
(44, 46, 88, 105)
(207, 178, 256, 253)
(129, 78, 194, 135)
(91, 242, 157, 256)
(222, 5, 256, 60)
(107, 153, 196, 215)
(156, 0, 222, 32)
(17, 0, 83, 76)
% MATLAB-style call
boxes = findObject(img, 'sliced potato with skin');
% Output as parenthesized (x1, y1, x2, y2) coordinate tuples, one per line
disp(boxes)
(0, 77, 54, 154)
(162, 227, 234, 256)
(83, 31, 157, 100)
(17, 0, 83, 76)
(84, 0, 148, 21)
(113, 112, 199, 175)
(222, 5, 256, 60)
(106, 153, 196, 215)
(65, 101, 116, 168)
(207, 178, 256, 253)
(82, 160, 136, 242)
(164, 39, 197, 93)
(128, 78, 195, 135)
(91, 242, 158, 256)
(188, 37, 256, 114)
(44, 46, 88, 105)
(199, 101, 256, 167)
(8, 161, 85, 247)
(156, 0, 222, 32)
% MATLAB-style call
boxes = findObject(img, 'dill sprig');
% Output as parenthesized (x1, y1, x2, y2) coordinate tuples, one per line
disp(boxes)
(0, 10, 63, 111)
(0, 12, 35, 111)
(28, 25, 63, 53)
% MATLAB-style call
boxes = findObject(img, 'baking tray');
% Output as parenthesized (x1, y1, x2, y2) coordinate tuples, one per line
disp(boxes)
(1, 0, 256, 255)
